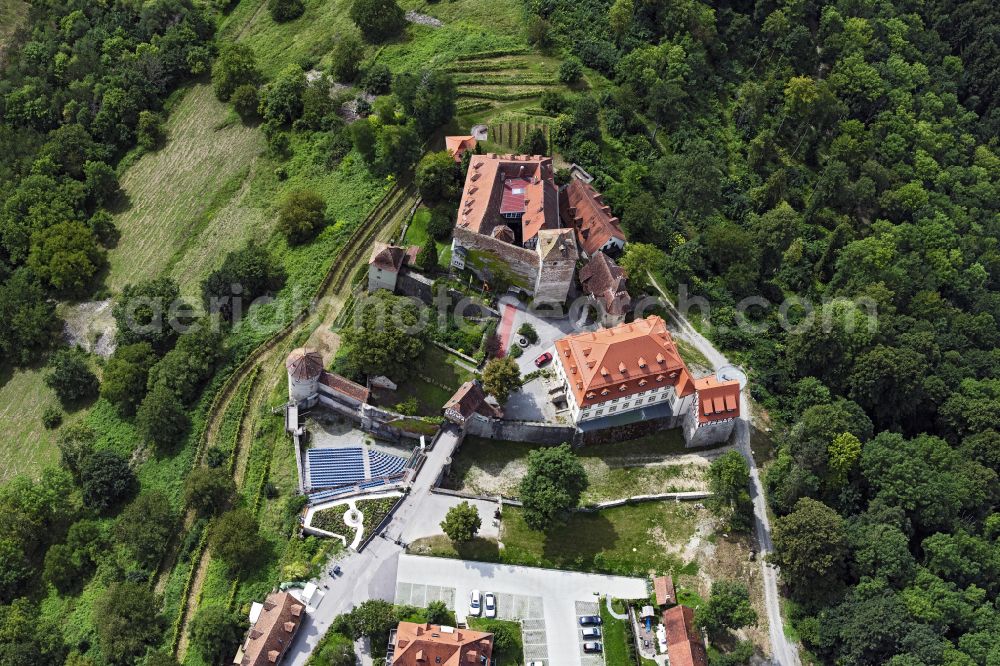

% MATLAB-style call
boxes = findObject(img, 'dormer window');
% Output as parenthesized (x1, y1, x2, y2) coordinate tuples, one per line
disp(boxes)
(656, 353, 665, 364)
(619, 384, 627, 391)
(618, 362, 627, 373)
(638, 379, 648, 387)
(601, 389, 610, 396)
(656, 374, 666, 382)
(638, 357, 646, 368)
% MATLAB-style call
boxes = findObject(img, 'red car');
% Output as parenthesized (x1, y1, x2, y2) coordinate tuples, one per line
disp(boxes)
(534, 352, 552, 367)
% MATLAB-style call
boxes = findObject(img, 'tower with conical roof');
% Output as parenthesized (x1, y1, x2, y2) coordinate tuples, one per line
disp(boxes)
(286, 348, 323, 404)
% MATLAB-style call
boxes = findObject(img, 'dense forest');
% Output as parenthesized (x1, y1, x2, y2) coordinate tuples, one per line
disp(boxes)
(532, 0, 1000, 663)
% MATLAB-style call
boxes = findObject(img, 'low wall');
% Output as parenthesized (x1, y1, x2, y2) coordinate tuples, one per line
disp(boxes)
(428, 486, 709, 510)
(465, 417, 576, 444)
(576, 415, 682, 447)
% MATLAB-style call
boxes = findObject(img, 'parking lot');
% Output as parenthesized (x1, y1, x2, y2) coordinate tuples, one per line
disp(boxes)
(394, 555, 648, 666)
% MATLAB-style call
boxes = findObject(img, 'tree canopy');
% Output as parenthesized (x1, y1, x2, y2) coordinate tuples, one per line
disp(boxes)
(518, 444, 588, 531)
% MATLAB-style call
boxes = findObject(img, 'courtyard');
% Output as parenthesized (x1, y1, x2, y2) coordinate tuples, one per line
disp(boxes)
(394, 554, 648, 666)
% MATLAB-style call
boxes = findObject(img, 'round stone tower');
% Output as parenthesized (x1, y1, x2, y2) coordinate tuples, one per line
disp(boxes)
(286, 348, 323, 404)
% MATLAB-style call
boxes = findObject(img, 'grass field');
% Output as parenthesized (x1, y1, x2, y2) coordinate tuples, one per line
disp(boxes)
(600, 598, 633, 666)
(500, 501, 698, 576)
(410, 501, 699, 577)
(403, 207, 453, 271)
(107, 84, 264, 298)
(446, 431, 709, 503)
(0, 364, 86, 481)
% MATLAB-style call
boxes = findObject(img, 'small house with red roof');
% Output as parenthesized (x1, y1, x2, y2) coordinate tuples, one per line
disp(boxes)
(232, 591, 305, 666)
(369, 242, 420, 294)
(442, 380, 502, 428)
(445, 135, 477, 163)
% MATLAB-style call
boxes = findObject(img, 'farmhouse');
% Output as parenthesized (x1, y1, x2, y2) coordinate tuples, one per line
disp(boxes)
(450, 153, 577, 303)
(387, 622, 494, 666)
(369, 242, 420, 293)
(232, 591, 304, 666)
(560, 177, 626, 258)
(551, 316, 739, 446)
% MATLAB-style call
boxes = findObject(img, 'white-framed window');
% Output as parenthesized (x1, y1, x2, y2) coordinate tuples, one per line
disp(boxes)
(609, 406, 616, 413)
(622, 403, 630, 409)
(596, 410, 604, 416)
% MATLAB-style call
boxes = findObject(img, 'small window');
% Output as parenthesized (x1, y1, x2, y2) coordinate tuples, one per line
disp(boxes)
(596, 410, 604, 416)
(622, 403, 630, 409)
(609, 406, 616, 413)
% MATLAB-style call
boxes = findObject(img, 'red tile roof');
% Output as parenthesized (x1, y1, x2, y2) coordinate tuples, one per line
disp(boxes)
(443, 380, 501, 424)
(319, 371, 370, 404)
(445, 136, 477, 163)
(554, 316, 694, 409)
(560, 178, 626, 256)
(234, 591, 304, 666)
(370, 243, 418, 272)
(392, 623, 493, 666)
(579, 252, 631, 316)
(693, 376, 741, 424)
(662, 606, 707, 666)
(654, 575, 676, 607)
(456, 154, 559, 245)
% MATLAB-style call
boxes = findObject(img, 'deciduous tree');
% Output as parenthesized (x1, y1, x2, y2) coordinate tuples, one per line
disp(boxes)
(440, 501, 482, 543)
(481, 356, 520, 404)
(518, 444, 588, 531)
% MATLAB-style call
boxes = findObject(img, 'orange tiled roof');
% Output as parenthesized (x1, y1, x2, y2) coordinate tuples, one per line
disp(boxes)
(662, 606, 707, 666)
(445, 136, 477, 163)
(235, 591, 304, 666)
(554, 316, 694, 409)
(560, 178, 626, 256)
(392, 623, 493, 666)
(693, 376, 740, 424)
(319, 371, 370, 404)
(443, 380, 502, 423)
(456, 154, 559, 244)
(653, 575, 676, 606)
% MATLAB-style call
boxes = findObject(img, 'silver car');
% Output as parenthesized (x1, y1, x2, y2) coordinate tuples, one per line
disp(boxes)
(582, 627, 602, 639)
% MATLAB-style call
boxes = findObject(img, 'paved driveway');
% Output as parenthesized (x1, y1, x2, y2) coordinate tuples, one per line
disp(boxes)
(395, 555, 648, 666)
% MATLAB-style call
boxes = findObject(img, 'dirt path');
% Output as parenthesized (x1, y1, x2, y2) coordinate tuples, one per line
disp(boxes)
(173, 185, 418, 659)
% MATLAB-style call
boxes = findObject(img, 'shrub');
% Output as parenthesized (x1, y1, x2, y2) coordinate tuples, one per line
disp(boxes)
(331, 34, 363, 82)
(426, 205, 454, 241)
(558, 57, 583, 84)
(414, 241, 439, 273)
(136, 111, 165, 151)
(212, 43, 263, 101)
(230, 85, 260, 120)
(42, 406, 63, 429)
(363, 63, 392, 94)
(278, 189, 326, 244)
(45, 347, 99, 405)
(350, 0, 405, 42)
(80, 449, 135, 514)
(517, 322, 539, 344)
(268, 0, 305, 22)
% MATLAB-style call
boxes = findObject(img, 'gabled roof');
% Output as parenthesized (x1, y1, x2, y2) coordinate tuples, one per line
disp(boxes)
(319, 371, 370, 404)
(662, 606, 707, 666)
(560, 178, 626, 256)
(456, 154, 559, 244)
(234, 591, 304, 666)
(693, 376, 740, 424)
(392, 623, 493, 666)
(579, 252, 631, 316)
(445, 136, 477, 163)
(653, 575, 676, 607)
(370, 243, 419, 273)
(554, 316, 694, 409)
(443, 380, 502, 423)
(287, 348, 324, 381)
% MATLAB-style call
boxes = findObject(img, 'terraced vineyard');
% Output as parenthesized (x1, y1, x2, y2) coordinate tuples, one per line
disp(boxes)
(448, 52, 566, 120)
(488, 119, 554, 152)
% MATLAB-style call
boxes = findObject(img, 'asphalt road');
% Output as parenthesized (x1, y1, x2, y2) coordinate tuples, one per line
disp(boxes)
(651, 274, 800, 666)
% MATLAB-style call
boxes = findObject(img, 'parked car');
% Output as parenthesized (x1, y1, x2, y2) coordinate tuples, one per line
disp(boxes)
(469, 589, 482, 617)
(582, 627, 602, 639)
(484, 593, 497, 618)
(527, 661, 545, 666)
(583, 642, 603, 653)
(578, 615, 602, 626)
(534, 352, 552, 367)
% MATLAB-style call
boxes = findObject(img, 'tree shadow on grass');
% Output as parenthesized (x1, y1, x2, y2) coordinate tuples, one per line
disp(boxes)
(538, 511, 619, 572)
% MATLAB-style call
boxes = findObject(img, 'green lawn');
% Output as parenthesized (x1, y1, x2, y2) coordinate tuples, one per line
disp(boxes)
(468, 618, 524, 666)
(375, 344, 475, 416)
(407, 534, 502, 562)
(600, 598, 634, 666)
(500, 501, 698, 576)
(447, 431, 707, 503)
(403, 207, 453, 272)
